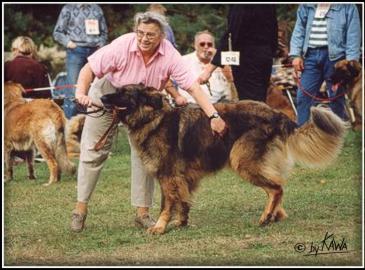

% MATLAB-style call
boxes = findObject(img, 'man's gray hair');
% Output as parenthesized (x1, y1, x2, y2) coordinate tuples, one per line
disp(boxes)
(134, 11, 169, 33)
(194, 30, 215, 45)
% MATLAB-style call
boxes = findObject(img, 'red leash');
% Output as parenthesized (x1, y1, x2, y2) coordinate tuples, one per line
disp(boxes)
(295, 77, 347, 102)
(22, 84, 76, 93)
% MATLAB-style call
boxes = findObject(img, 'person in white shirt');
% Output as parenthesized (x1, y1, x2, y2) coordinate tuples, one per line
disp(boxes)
(178, 30, 233, 103)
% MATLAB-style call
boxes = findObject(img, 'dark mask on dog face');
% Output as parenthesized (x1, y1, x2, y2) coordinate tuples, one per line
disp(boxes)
(331, 60, 361, 87)
(100, 84, 163, 115)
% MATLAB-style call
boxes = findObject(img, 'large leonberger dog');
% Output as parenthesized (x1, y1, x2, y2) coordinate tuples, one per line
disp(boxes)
(101, 84, 346, 234)
(331, 59, 362, 131)
(4, 82, 76, 186)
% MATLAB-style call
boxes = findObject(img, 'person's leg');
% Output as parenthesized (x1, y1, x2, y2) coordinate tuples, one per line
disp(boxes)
(296, 48, 324, 126)
(71, 77, 117, 232)
(233, 46, 273, 102)
(129, 138, 156, 228)
(242, 46, 273, 102)
(64, 47, 90, 119)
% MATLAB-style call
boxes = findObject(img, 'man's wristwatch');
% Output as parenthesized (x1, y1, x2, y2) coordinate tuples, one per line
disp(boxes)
(209, 112, 220, 121)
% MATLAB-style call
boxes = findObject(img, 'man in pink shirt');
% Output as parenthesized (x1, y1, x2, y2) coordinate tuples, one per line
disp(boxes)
(71, 11, 227, 232)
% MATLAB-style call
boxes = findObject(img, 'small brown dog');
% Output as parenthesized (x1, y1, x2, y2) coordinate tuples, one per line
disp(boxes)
(331, 59, 362, 131)
(4, 82, 76, 186)
(66, 114, 86, 158)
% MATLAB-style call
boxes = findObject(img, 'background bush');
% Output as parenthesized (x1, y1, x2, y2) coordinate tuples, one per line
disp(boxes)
(4, 3, 299, 55)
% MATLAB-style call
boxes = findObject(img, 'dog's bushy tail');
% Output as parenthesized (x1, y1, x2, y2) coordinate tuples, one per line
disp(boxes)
(288, 107, 347, 168)
(54, 112, 76, 175)
(56, 131, 77, 175)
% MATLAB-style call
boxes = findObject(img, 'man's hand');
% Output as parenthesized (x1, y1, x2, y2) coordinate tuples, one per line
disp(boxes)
(67, 41, 77, 49)
(75, 90, 93, 107)
(174, 95, 188, 106)
(210, 117, 227, 138)
(198, 68, 212, 84)
(292, 57, 304, 78)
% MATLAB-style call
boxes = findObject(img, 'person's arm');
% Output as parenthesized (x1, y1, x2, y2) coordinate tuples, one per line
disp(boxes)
(345, 5, 361, 61)
(169, 48, 226, 136)
(77, 37, 122, 106)
(53, 6, 72, 48)
(198, 63, 218, 84)
(75, 63, 95, 107)
(289, 5, 307, 59)
(165, 79, 187, 106)
(289, 5, 308, 75)
(186, 81, 227, 137)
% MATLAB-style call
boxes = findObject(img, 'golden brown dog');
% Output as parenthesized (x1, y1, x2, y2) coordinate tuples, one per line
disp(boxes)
(66, 114, 86, 158)
(331, 59, 362, 131)
(266, 84, 296, 121)
(4, 82, 76, 186)
(101, 84, 346, 235)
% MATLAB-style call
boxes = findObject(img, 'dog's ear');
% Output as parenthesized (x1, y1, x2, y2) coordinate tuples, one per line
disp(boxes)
(149, 95, 163, 110)
(145, 86, 159, 92)
(348, 60, 361, 78)
(140, 92, 163, 110)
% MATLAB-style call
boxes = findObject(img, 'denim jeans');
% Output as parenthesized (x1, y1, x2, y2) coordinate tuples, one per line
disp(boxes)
(296, 47, 345, 126)
(61, 46, 97, 119)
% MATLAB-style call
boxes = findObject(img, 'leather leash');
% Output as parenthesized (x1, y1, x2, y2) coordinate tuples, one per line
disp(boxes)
(94, 106, 127, 151)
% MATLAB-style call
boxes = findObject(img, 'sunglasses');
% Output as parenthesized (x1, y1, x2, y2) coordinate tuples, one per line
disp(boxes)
(199, 42, 213, 48)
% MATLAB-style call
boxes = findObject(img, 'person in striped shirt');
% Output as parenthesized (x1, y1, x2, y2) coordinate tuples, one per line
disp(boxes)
(289, 4, 361, 126)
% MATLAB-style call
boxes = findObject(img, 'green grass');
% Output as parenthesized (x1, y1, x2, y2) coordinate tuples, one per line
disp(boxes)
(4, 128, 363, 266)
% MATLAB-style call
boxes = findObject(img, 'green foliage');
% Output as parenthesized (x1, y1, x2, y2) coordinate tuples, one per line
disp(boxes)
(4, 3, 296, 55)
(4, 4, 63, 50)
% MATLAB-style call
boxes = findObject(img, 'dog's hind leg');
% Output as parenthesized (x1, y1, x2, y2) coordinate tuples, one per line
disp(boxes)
(258, 183, 287, 226)
(4, 148, 14, 182)
(246, 174, 286, 226)
(232, 165, 287, 226)
(33, 139, 60, 186)
(24, 149, 36, 180)
(230, 140, 288, 226)
(243, 172, 286, 226)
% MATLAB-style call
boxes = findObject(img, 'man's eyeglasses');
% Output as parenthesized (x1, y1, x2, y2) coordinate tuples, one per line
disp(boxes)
(136, 30, 159, 40)
(199, 42, 213, 48)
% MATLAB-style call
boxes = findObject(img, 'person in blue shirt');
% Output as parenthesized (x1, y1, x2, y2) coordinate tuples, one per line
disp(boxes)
(53, 4, 108, 119)
(289, 4, 361, 126)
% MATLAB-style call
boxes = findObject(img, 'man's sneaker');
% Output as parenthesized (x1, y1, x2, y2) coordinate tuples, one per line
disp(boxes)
(71, 210, 87, 232)
(134, 214, 156, 228)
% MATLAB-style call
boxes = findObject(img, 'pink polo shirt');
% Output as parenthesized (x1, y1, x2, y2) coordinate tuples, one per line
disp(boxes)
(88, 32, 197, 91)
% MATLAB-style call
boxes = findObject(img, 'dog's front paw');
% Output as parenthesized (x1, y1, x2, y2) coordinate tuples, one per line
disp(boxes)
(147, 225, 165, 235)
(172, 219, 188, 228)
(259, 213, 273, 227)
